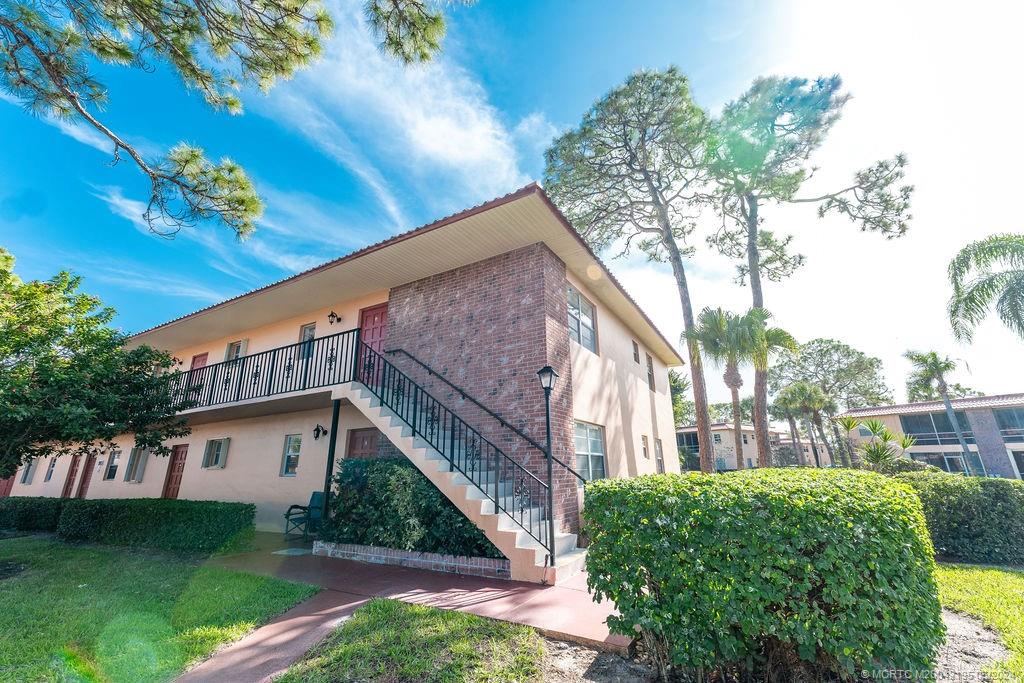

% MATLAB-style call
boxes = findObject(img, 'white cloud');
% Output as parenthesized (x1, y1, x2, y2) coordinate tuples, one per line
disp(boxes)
(254, 0, 531, 219)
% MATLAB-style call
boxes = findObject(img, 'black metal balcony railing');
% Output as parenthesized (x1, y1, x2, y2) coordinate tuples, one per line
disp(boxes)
(167, 328, 558, 564)
(170, 329, 361, 408)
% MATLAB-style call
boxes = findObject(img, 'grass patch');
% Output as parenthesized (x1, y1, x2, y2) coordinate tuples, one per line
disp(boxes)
(279, 598, 542, 682)
(0, 536, 317, 682)
(935, 563, 1024, 679)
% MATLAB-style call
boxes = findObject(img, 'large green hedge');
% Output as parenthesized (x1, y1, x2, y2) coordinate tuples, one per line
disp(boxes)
(898, 471, 1024, 565)
(322, 459, 503, 559)
(0, 496, 65, 531)
(56, 498, 255, 554)
(585, 469, 944, 679)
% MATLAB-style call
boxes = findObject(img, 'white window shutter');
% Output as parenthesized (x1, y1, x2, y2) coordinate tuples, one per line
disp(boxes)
(135, 449, 149, 481)
(239, 339, 248, 357)
(218, 437, 230, 468)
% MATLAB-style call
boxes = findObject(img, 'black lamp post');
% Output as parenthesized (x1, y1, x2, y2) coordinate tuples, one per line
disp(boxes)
(536, 365, 558, 567)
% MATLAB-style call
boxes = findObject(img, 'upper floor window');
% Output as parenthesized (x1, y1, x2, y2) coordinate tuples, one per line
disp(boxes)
(632, 341, 640, 363)
(645, 354, 655, 391)
(103, 450, 120, 480)
(44, 458, 57, 482)
(742, 433, 748, 445)
(654, 439, 665, 474)
(202, 438, 231, 469)
(858, 426, 873, 437)
(574, 421, 606, 481)
(281, 434, 302, 476)
(225, 340, 245, 361)
(899, 411, 975, 445)
(20, 458, 37, 485)
(567, 285, 597, 353)
(641, 435, 650, 459)
(713, 433, 722, 444)
(995, 407, 1024, 443)
(124, 447, 149, 482)
(299, 323, 316, 360)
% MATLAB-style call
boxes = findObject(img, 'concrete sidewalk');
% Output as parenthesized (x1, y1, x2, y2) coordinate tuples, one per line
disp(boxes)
(178, 545, 628, 682)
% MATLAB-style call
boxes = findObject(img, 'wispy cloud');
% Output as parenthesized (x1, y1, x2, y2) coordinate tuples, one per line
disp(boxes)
(254, 0, 535, 219)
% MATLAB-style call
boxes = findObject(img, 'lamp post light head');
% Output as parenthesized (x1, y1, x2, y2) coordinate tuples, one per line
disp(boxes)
(537, 365, 558, 393)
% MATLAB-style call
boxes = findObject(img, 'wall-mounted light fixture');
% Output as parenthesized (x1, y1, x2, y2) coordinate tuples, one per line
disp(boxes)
(327, 311, 341, 325)
(313, 424, 329, 440)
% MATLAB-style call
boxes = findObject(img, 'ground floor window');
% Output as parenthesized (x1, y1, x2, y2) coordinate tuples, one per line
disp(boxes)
(202, 438, 231, 469)
(654, 438, 665, 474)
(20, 459, 37, 485)
(574, 422, 606, 481)
(103, 450, 120, 480)
(1014, 451, 1024, 478)
(281, 434, 302, 476)
(124, 447, 149, 482)
(44, 458, 57, 482)
(910, 451, 986, 475)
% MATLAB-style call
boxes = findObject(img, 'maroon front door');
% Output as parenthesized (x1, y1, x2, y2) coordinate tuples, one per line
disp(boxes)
(61, 454, 82, 498)
(0, 476, 14, 498)
(76, 454, 96, 498)
(162, 445, 188, 499)
(190, 353, 208, 370)
(347, 428, 381, 460)
(359, 304, 388, 353)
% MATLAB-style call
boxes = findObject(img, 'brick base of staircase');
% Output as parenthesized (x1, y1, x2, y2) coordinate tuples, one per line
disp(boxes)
(313, 540, 511, 580)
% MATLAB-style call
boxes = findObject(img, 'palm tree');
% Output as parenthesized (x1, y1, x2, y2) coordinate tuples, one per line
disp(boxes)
(782, 381, 835, 467)
(771, 389, 807, 466)
(751, 313, 799, 466)
(835, 416, 864, 468)
(948, 233, 1024, 342)
(904, 350, 973, 464)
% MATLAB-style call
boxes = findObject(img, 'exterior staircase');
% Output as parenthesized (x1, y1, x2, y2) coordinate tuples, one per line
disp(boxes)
(334, 380, 587, 584)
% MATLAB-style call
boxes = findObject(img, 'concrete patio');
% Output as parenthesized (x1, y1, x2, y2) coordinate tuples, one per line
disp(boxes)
(178, 536, 629, 682)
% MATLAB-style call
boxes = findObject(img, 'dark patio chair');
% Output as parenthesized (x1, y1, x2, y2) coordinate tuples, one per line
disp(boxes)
(284, 491, 325, 539)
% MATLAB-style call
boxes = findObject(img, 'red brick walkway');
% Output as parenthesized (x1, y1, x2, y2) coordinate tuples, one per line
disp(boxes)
(178, 547, 627, 682)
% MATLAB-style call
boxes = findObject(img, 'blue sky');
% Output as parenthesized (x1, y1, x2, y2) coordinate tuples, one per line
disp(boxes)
(2, 0, 1022, 402)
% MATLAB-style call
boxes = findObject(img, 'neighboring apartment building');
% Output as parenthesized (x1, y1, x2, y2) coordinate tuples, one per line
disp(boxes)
(676, 423, 785, 471)
(841, 393, 1024, 479)
(7, 184, 682, 583)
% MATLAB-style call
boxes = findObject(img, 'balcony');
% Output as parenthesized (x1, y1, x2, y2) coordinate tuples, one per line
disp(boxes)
(170, 329, 360, 412)
(1001, 428, 1024, 443)
(904, 430, 976, 446)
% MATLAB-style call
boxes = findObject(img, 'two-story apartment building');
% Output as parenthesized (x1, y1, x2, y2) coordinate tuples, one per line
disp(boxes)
(676, 423, 786, 470)
(841, 393, 1024, 478)
(7, 184, 682, 583)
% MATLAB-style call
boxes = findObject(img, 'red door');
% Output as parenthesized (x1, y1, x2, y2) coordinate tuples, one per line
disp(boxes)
(190, 353, 208, 370)
(359, 304, 389, 353)
(347, 428, 381, 460)
(0, 476, 14, 498)
(76, 454, 96, 498)
(61, 454, 82, 498)
(162, 445, 188, 499)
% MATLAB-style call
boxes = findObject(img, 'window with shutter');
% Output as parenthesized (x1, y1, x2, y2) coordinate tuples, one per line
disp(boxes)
(202, 438, 230, 469)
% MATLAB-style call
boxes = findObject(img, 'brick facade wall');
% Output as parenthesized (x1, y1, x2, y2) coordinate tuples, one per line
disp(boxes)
(966, 409, 1017, 478)
(383, 243, 580, 532)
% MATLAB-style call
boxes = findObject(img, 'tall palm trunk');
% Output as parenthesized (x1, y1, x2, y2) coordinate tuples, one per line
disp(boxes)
(664, 227, 714, 473)
(828, 418, 851, 467)
(787, 416, 806, 466)
(938, 374, 973, 463)
(805, 418, 822, 467)
(725, 363, 745, 469)
(812, 412, 835, 466)
(744, 192, 772, 468)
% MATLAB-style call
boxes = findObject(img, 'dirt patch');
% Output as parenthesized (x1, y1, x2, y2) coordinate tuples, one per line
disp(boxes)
(539, 610, 1007, 682)
(541, 638, 652, 682)
(0, 560, 26, 580)
(938, 609, 1007, 680)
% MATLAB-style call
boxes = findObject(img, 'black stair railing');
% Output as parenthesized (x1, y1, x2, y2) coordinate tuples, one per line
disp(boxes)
(355, 340, 554, 559)
(169, 328, 360, 408)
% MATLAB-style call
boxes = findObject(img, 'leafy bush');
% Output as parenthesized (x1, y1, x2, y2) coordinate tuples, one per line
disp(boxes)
(322, 459, 502, 559)
(0, 496, 65, 531)
(56, 499, 254, 554)
(898, 471, 1024, 565)
(585, 469, 944, 679)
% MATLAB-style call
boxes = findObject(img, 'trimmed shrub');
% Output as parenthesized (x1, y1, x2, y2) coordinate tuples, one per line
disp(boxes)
(585, 469, 944, 679)
(322, 459, 503, 559)
(898, 471, 1024, 565)
(56, 498, 255, 554)
(871, 456, 941, 476)
(0, 496, 65, 531)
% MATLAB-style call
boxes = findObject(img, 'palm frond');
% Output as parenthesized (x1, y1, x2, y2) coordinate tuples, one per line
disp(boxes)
(994, 272, 1024, 340)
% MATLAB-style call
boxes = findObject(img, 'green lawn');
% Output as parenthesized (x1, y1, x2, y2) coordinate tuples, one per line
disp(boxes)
(0, 536, 317, 682)
(936, 563, 1024, 680)
(279, 598, 543, 683)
